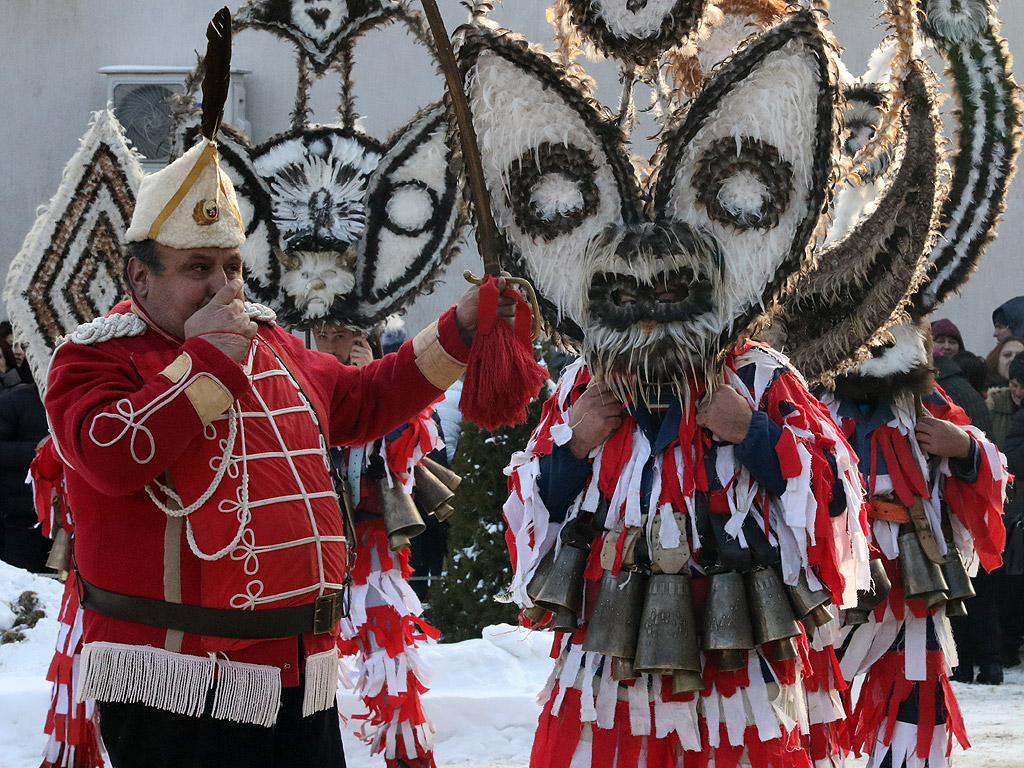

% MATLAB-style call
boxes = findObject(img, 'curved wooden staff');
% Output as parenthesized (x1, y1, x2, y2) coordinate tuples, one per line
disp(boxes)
(418, 0, 543, 337)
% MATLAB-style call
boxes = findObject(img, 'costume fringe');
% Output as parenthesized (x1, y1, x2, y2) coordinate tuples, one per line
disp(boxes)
(301, 648, 340, 717)
(40, 570, 103, 768)
(339, 517, 437, 767)
(77, 642, 300, 728)
(210, 657, 282, 727)
(78, 642, 216, 718)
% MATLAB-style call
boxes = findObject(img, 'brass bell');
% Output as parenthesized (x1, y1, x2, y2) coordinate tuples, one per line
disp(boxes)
(533, 543, 589, 618)
(432, 503, 455, 522)
(582, 569, 648, 659)
(45, 526, 72, 573)
(522, 605, 548, 623)
(845, 558, 892, 625)
(413, 464, 455, 515)
(940, 541, 976, 602)
(787, 570, 834, 628)
(746, 568, 802, 661)
(420, 455, 462, 491)
(703, 570, 754, 671)
(899, 530, 948, 609)
(524, 549, 556, 622)
(633, 574, 701, 676)
(379, 476, 426, 551)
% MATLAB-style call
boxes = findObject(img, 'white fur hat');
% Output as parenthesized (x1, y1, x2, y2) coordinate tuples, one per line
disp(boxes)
(125, 139, 245, 249)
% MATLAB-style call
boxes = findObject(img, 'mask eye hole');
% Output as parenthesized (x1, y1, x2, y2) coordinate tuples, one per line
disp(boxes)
(693, 137, 793, 231)
(506, 142, 600, 241)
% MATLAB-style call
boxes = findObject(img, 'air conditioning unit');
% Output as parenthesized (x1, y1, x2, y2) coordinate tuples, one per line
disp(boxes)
(99, 66, 250, 169)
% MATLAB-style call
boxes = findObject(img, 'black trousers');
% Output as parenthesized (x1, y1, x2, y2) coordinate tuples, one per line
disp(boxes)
(98, 685, 346, 768)
(950, 566, 1003, 669)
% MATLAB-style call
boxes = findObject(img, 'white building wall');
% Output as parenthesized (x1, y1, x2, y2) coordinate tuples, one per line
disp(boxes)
(1, 1, 1020, 356)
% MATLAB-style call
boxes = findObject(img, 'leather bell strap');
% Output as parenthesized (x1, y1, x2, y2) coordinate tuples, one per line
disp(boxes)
(78, 576, 344, 638)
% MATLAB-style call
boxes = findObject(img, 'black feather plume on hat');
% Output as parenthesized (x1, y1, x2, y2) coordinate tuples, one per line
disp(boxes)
(201, 7, 232, 141)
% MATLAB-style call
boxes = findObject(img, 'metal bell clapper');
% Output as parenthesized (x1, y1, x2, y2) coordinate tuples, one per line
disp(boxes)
(899, 528, 948, 609)
(787, 569, 834, 628)
(582, 569, 648, 659)
(379, 475, 427, 551)
(702, 570, 755, 671)
(940, 539, 975, 618)
(845, 558, 892, 625)
(746, 567, 802, 661)
(413, 463, 455, 516)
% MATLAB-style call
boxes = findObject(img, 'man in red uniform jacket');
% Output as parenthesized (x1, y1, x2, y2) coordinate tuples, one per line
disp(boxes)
(44, 135, 509, 768)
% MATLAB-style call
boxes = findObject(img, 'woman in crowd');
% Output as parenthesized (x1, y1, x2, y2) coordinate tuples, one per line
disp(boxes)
(986, 335, 1024, 389)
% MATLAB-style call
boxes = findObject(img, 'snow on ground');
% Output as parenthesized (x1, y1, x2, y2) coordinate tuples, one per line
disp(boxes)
(1, 560, 1022, 768)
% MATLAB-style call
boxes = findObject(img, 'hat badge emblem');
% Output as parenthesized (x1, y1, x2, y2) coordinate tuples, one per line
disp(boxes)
(193, 198, 220, 225)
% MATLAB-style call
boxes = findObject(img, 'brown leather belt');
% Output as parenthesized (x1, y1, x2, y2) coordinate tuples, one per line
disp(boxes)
(79, 577, 345, 639)
(868, 498, 911, 524)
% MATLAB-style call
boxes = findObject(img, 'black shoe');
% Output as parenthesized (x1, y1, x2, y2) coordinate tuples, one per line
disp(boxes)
(976, 663, 1004, 685)
(951, 666, 974, 684)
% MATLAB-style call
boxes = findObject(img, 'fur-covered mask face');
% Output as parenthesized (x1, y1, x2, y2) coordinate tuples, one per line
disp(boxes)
(178, 105, 462, 328)
(457, 12, 839, 398)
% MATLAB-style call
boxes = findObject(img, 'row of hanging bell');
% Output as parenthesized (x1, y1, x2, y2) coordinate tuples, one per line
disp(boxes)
(381, 458, 462, 551)
(580, 564, 834, 690)
(897, 527, 975, 616)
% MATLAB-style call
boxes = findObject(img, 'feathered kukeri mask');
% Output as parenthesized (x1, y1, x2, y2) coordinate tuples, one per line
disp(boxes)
(455, 11, 840, 401)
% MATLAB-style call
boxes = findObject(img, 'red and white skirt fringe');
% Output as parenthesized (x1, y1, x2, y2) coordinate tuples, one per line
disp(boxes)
(338, 517, 438, 768)
(41, 568, 103, 768)
(530, 630, 847, 768)
(838, 560, 967, 768)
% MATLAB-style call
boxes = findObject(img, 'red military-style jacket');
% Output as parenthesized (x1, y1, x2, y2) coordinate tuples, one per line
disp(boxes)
(45, 299, 468, 725)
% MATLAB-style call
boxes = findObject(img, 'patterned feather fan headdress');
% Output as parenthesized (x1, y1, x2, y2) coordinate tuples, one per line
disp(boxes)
(448, 0, 1019, 398)
(453, 8, 845, 402)
(783, 0, 1021, 387)
(169, 0, 466, 329)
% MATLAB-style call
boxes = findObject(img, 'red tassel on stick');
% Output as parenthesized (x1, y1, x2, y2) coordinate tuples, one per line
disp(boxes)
(459, 274, 547, 431)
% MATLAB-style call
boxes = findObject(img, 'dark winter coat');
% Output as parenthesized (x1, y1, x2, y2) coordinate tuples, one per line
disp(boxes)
(935, 354, 993, 436)
(1001, 408, 1024, 573)
(0, 383, 48, 527)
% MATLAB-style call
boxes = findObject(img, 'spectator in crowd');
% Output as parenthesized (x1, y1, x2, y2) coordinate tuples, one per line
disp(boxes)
(992, 296, 1024, 342)
(0, 322, 22, 389)
(934, 348, 992, 434)
(954, 350, 988, 396)
(986, 335, 1024, 389)
(989, 352, 1024, 446)
(931, 318, 964, 357)
(994, 353, 1024, 669)
(0, 362, 50, 571)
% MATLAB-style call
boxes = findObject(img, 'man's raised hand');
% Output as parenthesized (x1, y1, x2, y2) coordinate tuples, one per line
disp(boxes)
(184, 279, 258, 363)
(567, 381, 625, 459)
